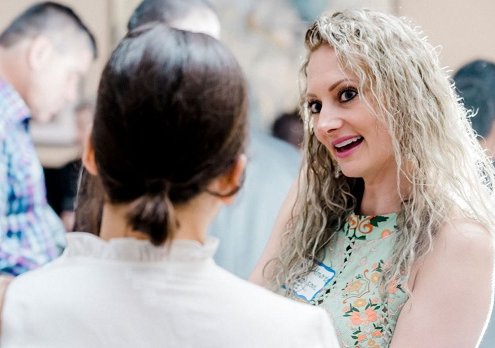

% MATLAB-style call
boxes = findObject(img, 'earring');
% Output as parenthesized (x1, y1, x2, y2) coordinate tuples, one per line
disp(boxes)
(334, 164, 341, 179)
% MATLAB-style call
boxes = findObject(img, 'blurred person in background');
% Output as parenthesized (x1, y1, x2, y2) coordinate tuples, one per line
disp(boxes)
(44, 101, 94, 231)
(0, 2, 97, 276)
(454, 60, 495, 159)
(453, 59, 495, 348)
(272, 108, 304, 148)
(75, 0, 301, 280)
(1, 24, 339, 347)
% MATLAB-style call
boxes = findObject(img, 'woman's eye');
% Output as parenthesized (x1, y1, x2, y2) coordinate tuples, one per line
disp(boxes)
(308, 100, 322, 114)
(339, 88, 358, 102)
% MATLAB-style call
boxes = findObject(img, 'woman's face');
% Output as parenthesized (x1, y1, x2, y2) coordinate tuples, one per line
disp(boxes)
(306, 45, 396, 183)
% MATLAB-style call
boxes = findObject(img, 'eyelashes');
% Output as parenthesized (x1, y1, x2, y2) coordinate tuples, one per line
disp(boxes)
(338, 87, 358, 102)
(306, 86, 359, 115)
(308, 100, 322, 114)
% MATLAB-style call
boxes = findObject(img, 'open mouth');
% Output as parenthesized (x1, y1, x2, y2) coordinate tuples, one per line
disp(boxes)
(334, 136, 363, 153)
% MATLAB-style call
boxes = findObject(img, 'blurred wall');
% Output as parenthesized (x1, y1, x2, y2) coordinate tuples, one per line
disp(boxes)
(0, 0, 493, 128)
(398, 0, 495, 72)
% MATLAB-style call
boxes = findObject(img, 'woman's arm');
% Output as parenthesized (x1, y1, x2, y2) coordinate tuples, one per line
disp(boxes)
(0, 275, 13, 331)
(249, 179, 299, 286)
(391, 218, 495, 347)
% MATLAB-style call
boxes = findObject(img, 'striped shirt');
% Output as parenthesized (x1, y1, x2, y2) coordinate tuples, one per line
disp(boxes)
(0, 80, 66, 276)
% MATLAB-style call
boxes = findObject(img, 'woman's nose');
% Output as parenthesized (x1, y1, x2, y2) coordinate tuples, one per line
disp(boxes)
(315, 105, 344, 134)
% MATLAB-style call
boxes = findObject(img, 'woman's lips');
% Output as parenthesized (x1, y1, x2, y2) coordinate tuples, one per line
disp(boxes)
(332, 135, 363, 158)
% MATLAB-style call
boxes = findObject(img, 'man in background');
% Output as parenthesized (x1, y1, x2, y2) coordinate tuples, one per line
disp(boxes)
(453, 59, 495, 348)
(454, 60, 495, 158)
(0, 2, 97, 276)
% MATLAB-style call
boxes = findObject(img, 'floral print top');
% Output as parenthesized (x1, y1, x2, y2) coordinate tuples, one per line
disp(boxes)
(290, 213, 408, 348)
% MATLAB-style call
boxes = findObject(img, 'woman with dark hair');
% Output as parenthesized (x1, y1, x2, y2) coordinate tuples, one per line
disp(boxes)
(73, 0, 220, 235)
(1, 24, 338, 347)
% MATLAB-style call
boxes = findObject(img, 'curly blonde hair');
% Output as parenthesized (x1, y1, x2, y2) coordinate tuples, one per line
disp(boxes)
(268, 9, 495, 294)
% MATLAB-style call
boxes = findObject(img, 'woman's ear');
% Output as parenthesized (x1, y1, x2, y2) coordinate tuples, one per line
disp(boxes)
(82, 131, 98, 176)
(210, 154, 247, 205)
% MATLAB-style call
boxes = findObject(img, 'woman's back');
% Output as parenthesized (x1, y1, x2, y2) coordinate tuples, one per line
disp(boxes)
(2, 233, 337, 347)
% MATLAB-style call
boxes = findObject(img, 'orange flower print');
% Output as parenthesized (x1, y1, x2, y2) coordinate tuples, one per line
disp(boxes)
(365, 308, 378, 322)
(350, 312, 363, 325)
(381, 229, 391, 239)
(370, 272, 380, 283)
(387, 279, 398, 294)
(368, 339, 380, 348)
(353, 298, 367, 307)
(350, 308, 378, 325)
(348, 214, 358, 228)
(357, 333, 367, 342)
(346, 280, 363, 293)
(358, 217, 373, 234)
(372, 330, 382, 337)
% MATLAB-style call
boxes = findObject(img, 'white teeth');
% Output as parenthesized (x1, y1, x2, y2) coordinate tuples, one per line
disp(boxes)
(335, 136, 362, 148)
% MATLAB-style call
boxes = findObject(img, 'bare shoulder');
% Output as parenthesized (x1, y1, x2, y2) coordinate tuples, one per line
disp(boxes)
(392, 217, 494, 347)
(413, 216, 495, 287)
(434, 216, 494, 261)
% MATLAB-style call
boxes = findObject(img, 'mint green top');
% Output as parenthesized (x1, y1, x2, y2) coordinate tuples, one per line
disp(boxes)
(291, 213, 408, 348)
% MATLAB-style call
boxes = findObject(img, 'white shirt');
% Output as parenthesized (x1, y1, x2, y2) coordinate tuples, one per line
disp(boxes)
(1, 233, 339, 348)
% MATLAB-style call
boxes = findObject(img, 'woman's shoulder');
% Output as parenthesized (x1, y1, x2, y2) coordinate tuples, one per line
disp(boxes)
(394, 217, 494, 347)
(412, 215, 494, 289)
(436, 216, 494, 258)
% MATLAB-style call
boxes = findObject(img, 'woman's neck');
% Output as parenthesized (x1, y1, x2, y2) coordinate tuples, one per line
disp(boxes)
(360, 167, 410, 216)
(99, 193, 221, 244)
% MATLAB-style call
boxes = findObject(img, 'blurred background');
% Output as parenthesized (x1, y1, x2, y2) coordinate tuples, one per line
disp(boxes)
(0, 0, 493, 165)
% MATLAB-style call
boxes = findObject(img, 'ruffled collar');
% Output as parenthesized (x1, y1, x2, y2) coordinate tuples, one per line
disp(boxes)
(344, 212, 398, 241)
(64, 232, 219, 262)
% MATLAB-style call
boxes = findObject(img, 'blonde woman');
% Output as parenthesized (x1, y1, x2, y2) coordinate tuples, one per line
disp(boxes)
(251, 9, 495, 347)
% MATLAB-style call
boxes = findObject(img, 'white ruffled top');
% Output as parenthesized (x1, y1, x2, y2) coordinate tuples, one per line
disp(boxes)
(2, 232, 340, 348)
(63, 232, 219, 263)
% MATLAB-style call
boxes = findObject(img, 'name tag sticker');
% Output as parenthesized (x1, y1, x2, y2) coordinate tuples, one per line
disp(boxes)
(292, 261, 335, 302)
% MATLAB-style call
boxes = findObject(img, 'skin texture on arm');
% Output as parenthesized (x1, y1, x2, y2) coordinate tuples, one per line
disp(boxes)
(0, 275, 12, 330)
(249, 179, 299, 286)
(391, 218, 495, 347)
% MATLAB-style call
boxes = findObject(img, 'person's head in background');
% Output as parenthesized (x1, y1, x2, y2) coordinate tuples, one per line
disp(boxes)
(271, 109, 304, 148)
(82, 23, 246, 244)
(74, 100, 94, 146)
(0, 1, 97, 123)
(453, 59, 495, 158)
(74, 0, 221, 234)
(127, 0, 219, 38)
